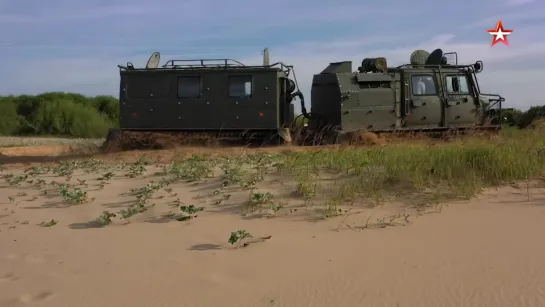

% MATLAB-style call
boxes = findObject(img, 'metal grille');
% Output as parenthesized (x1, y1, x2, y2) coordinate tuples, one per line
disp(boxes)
(443, 52, 458, 65)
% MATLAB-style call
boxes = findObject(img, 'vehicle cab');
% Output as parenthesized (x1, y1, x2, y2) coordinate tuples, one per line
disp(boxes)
(401, 49, 503, 129)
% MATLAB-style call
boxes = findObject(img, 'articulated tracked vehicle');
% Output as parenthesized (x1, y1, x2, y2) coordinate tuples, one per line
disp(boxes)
(104, 48, 503, 149)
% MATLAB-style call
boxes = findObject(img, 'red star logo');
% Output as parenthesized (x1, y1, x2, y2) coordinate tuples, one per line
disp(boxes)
(486, 20, 513, 47)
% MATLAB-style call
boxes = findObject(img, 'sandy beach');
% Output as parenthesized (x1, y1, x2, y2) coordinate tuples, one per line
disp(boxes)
(1, 147, 545, 307)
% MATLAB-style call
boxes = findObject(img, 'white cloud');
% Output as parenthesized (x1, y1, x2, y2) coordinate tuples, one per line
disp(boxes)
(506, 0, 536, 6)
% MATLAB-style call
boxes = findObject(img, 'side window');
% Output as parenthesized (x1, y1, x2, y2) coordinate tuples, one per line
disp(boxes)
(445, 75, 470, 94)
(229, 76, 252, 97)
(177, 76, 201, 98)
(411, 75, 437, 96)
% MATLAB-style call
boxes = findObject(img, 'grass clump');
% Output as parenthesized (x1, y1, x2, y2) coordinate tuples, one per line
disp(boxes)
(277, 128, 545, 214)
(228, 230, 252, 248)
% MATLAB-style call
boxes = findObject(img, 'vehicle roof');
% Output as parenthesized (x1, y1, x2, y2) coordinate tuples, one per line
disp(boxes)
(119, 59, 292, 74)
(120, 67, 283, 73)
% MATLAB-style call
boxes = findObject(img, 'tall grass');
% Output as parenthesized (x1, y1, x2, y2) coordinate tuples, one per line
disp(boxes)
(277, 128, 545, 211)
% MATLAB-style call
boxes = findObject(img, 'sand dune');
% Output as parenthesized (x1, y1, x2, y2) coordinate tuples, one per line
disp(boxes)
(1, 159, 545, 307)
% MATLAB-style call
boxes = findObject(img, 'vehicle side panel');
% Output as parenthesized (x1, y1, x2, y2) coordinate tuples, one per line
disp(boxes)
(340, 73, 399, 131)
(119, 69, 281, 130)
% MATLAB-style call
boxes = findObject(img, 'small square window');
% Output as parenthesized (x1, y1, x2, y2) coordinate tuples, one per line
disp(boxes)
(411, 75, 437, 96)
(229, 76, 252, 97)
(445, 75, 470, 94)
(177, 76, 201, 97)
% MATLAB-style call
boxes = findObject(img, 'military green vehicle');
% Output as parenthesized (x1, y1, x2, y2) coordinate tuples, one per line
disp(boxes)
(105, 48, 300, 149)
(104, 48, 503, 149)
(304, 48, 504, 144)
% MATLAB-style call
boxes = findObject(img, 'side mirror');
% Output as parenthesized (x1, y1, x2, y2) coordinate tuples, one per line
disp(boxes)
(451, 77, 460, 92)
(473, 61, 483, 73)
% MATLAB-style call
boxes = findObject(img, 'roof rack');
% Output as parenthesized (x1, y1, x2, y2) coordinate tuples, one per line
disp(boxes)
(396, 63, 476, 69)
(118, 59, 293, 75)
(162, 59, 246, 68)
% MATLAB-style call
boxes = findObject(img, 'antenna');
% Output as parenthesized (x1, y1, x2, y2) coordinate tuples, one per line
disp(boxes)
(263, 48, 270, 66)
(146, 52, 161, 69)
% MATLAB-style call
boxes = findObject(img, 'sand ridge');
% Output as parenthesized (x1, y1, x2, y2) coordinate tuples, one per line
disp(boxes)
(0, 155, 545, 307)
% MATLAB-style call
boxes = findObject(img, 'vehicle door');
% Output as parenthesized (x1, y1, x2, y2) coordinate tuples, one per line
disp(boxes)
(404, 70, 444, 129)
(225, 73, 278, 129)
(224, 74, 254, 129)
(444, 72, 478, 126)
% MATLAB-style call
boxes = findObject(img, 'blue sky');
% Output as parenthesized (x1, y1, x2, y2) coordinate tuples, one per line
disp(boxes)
(0, 0, 544, 111)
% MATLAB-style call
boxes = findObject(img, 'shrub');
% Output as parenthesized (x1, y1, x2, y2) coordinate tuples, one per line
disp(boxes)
(31, 99, 112, 138)
(0, 92, 118, 137)
(518, 106, 545, 129)
(69, 104, 113, 138)
(0, 100, 22, 135)
(90, 95, 120, 122)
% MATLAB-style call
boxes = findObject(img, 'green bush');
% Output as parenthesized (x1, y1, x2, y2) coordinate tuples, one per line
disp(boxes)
(517, 106, 545, 129)
(89, 95, 120, 122)
(69, 104, 113, 138)
(31, 99, 112, 138)
(0, 100, 22, 135)
(0, 92, 119, 138)
(482, 106, 544, 129)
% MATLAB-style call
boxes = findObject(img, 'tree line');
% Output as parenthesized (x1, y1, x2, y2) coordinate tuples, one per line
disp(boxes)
(0, 92, 119, 138)
(501, 106, 545, 129)
(0, 92, 542, 138)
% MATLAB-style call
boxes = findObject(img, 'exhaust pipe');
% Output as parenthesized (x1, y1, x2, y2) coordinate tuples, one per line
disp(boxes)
(263, 48, 270, 66)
